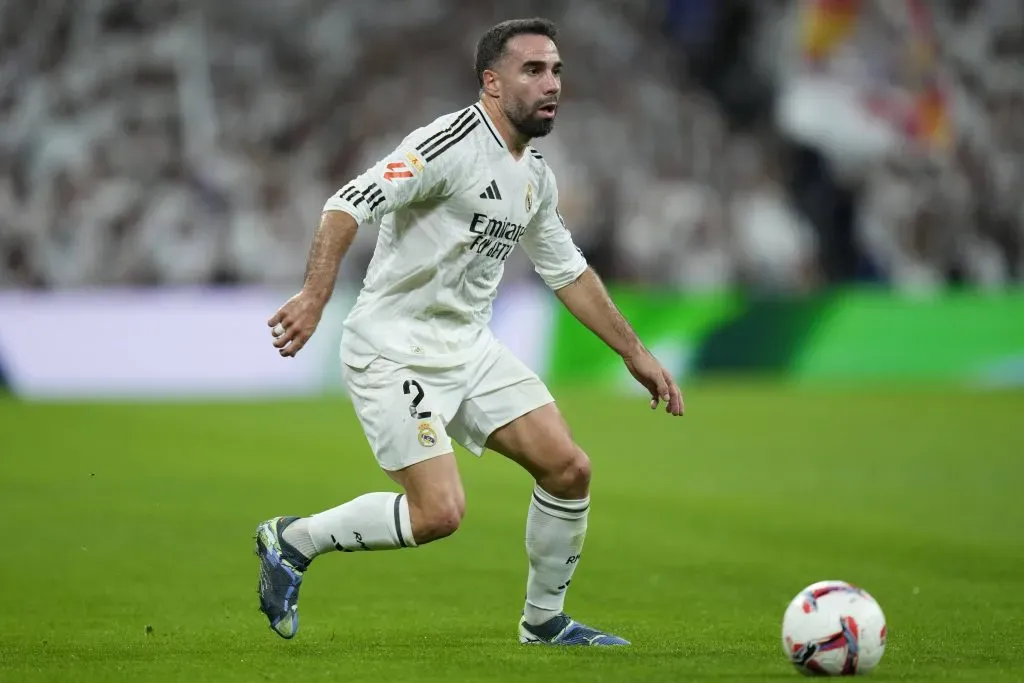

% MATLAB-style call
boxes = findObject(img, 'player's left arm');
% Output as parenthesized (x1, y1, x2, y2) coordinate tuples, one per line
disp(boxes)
(555, 269, 683, 416)
(521, 173, 684, 416)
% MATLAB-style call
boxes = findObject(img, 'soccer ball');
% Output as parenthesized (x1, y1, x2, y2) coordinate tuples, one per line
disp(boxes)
(781, 580, 887, 676)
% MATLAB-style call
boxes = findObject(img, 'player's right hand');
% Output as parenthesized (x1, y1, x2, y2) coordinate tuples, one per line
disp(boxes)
(268, 291, 324, 358)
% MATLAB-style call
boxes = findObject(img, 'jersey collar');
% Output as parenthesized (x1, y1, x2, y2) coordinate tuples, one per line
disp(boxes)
(473, 103, 506, 151)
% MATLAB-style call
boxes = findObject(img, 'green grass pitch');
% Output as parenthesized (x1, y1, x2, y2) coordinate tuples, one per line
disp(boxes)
(1, 383, 1022, 682)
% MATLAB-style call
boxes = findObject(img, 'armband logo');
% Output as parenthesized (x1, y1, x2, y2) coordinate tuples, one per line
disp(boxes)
(383, 161, 414, 181)
(404, 151, 425, 172)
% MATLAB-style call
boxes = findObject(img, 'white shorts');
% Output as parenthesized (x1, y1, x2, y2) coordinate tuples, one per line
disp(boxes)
(341, 340, 554, 471)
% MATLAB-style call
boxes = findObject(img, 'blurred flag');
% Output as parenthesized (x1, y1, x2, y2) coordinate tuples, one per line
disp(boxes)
(904, 0, 952, 152)
(908, 81, 951, 152)
(800, 0, 861, 63)
(799, 0, 952, 153)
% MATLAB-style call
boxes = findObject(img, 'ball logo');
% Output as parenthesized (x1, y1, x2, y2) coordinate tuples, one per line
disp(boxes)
(417, 422, 437, 448)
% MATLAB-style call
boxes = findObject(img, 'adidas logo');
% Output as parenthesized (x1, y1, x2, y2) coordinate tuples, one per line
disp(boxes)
(479, 179, 502, 200)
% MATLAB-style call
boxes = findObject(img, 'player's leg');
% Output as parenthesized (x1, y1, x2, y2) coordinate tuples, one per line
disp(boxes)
(256, 455, 463, 639)
(485, 404, 627, 646)
(383, 452, 465, 544)
(282, 451, 464, 555)
(255, 357, 463, 639)
(448, 345, 627, 646)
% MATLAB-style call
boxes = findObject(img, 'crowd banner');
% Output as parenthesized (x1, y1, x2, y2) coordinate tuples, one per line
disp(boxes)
(548, 289, 1024, 387)
(0, 287, 354, 399)
(0, 283, 554, 399)
(2, 286, 1022, 399)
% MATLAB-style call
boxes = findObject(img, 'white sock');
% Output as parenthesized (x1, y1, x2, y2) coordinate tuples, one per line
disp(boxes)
(282, 492, 417, 559)
(523, 484, 589, 625)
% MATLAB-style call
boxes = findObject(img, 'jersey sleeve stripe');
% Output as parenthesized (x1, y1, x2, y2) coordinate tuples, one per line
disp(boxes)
(340, 185, 360, 201)
(363, 186, 382, 202)
(362, 184, 384, 208)
(423, 120, 480, 162)
(351, 183, 375, 207)
(418, 113, 477, 157)
(473, 104, 504, 149)
(414, 108, 474, 153)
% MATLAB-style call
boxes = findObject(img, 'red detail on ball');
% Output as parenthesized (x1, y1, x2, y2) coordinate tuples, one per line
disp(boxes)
(845, 616, 860, 642)
(802, 600, 813, 614)
(880, 624, 887, 646)
(811, 585, 844, 599)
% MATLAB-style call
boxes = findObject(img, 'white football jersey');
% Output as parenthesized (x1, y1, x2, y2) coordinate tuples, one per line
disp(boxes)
(323, 103, 588, 369)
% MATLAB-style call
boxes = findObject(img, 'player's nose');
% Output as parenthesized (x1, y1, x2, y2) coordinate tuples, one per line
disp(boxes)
(541, 72, 559, 95)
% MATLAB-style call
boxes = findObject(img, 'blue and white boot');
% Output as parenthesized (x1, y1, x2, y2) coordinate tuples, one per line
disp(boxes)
(519, 613, 630, 646)
(254, 516, 310, 639)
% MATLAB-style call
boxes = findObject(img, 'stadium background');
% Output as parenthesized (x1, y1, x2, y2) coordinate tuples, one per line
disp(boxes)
(1, 2, 1022, 682)
(1, 0, 1022, 396)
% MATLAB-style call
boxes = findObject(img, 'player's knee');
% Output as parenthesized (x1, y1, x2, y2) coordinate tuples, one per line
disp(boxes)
(541, 445, 591, 499)
(419, 502, 464, 543)
(411, 492, 465, 544)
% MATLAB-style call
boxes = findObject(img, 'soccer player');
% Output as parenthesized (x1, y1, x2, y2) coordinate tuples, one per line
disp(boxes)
(255, 17, 684, 647)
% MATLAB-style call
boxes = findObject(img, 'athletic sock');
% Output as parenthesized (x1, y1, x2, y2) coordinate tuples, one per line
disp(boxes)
(282, 492, 417, 559)
(523, 484, 589, 625)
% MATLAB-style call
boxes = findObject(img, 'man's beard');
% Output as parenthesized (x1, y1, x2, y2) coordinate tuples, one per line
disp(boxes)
(506, 99, 556, 138)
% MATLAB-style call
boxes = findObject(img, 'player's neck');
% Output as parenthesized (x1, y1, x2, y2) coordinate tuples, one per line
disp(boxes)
(479, 98, 530, 159)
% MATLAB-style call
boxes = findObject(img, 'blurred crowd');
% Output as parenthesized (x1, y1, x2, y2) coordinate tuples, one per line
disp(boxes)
(0, 0, 1022, 293)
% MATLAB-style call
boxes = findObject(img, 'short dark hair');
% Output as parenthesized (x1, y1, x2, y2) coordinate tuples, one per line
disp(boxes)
(475, 18, 558, 87)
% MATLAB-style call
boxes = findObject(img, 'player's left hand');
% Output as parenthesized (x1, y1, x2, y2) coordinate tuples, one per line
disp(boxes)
(268, 290, 324, 358)
(623, 350, 684, 416)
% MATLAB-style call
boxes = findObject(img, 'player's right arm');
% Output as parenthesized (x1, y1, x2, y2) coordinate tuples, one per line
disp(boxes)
(268, 209, 359, 357)
(269, 140, 450, 357)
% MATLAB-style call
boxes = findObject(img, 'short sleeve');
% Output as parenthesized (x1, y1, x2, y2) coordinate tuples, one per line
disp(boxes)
(322, 144, 450, 224)
(520, 169, 589, 290)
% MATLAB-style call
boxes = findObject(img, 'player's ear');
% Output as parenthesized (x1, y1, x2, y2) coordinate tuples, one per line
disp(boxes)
(481, 69, 500, 98)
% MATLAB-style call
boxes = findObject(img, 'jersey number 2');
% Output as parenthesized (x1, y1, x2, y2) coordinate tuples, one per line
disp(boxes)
(403, 379, 432, 419)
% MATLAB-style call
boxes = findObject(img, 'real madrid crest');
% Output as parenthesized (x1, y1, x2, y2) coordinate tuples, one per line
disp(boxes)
(525, 183, 533, 212)
(417, 421, 437, 448)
